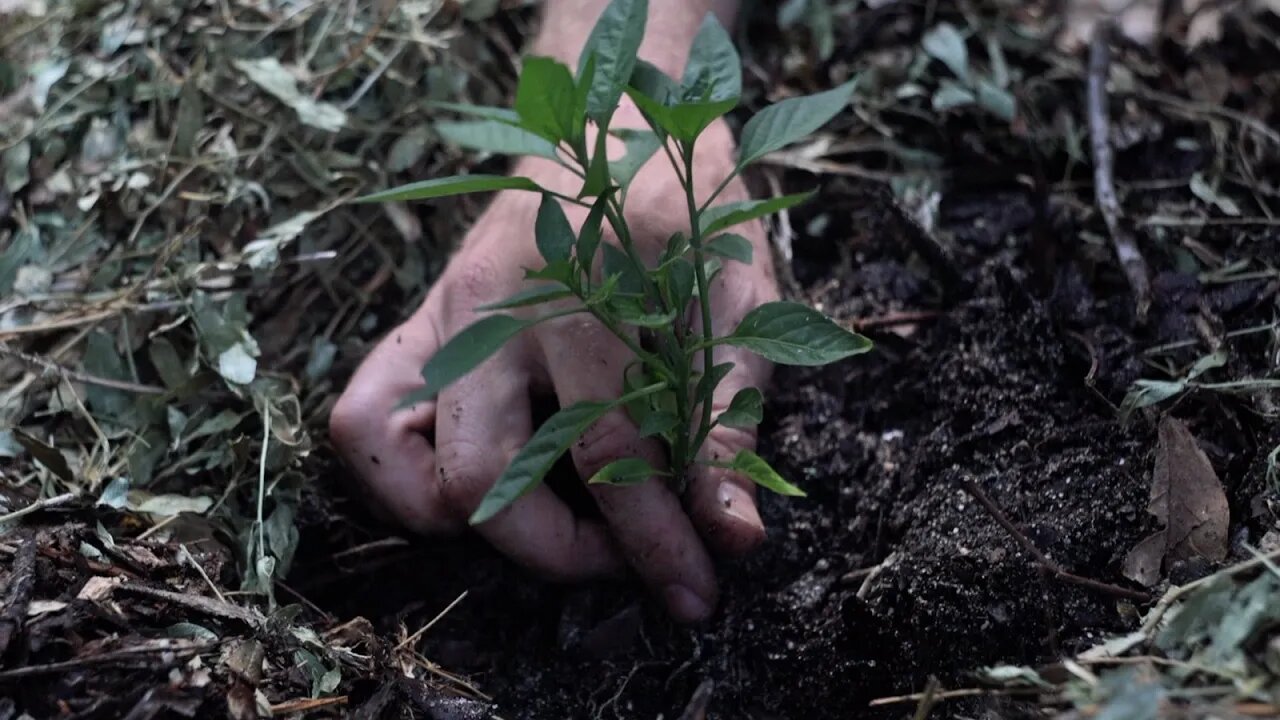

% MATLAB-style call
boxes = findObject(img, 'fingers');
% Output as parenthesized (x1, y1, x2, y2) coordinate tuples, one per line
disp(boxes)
(686, 222, 779, 556)
(435, 344, 623, 581)
(329, 312, 460, 534)
(687, 344, 771, 556)
(540, 316, 719, 623)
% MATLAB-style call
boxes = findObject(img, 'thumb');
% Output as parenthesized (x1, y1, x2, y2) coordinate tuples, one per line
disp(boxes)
(687, 345, 772, 557)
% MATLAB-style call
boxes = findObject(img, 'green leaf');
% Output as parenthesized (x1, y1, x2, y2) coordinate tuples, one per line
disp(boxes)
(525, 259, 576, 285)
(476, 284, 574, 311)
(471, 400, 616, 523)
(681, 14, 741, 103)
(975, 77, 1015, 122)
(730, 449, 805, 496)
(576, 195, 609, 272)
(580, 119, 613, 197)
(435, 120, 559, 159)
(601, 244, 645, 295)
(704, 233, 753, 264)
(667, 99, 737, 141)
(737, 80, 855, 168)
(611, 297, 677, 327)
(535, 194, 575, 263)
(700, 191, 813, 235)
(718, 387, 763, 428)
(426, 101, 522, 125)
(639, 410, 679, 438)
(588, 456, 663, 486)
(727, 301, 872, 366)
(695, 362, 734, 400)
(578, 0, 649, 122)
(932, 80, 976, 112)
(609, 128, 661, 186)
(515, 57, 578, 143)
(922, 22, 969, 82)
(356, 175, 540, 203)
(666, 257, 695, 310)
(630, 59, 679, 105)
(420, 314, 533, 398)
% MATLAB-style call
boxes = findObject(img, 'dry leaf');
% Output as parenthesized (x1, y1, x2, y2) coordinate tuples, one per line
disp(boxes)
(1122, 416, 1229, 586)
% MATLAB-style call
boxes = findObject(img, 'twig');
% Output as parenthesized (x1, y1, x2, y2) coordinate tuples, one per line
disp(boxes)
(0, 493, 78, 525)
(677, 680, 715, 720)
(0, 344, 165, 394)
(117, 583, 262, 628)
(1087, 22, 1152, 321)
(0, 529, 36, 659)
(269, 696, 349, 714)
(960, 477, 1150, 602)
(0, 640, 216, 681)
(850, 310, 942, 332)
(911, 677, 942, 720)
(870, 686, 1047, 706)
(394, 590, 468, 651)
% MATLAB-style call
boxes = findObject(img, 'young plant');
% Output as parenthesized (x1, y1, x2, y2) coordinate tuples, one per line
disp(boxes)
(357, 0, 870, 524)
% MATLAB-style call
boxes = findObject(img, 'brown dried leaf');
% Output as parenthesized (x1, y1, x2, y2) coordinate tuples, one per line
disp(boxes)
(1123, 416, 1229, 585)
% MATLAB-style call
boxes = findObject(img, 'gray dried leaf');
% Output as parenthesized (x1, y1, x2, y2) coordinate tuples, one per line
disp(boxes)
(1122, 416, 1229, 585)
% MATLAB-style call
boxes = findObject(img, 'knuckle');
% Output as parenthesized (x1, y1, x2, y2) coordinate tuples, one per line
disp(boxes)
(706, 424, 757, 462)
(573, 411, 641, 478)
(436, 439, 503, 511)
(448, 253, 503, 302)
(328, 390, 368, 451)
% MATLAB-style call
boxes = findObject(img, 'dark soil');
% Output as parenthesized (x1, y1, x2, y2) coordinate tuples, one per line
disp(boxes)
(296, 174, 1279, 718)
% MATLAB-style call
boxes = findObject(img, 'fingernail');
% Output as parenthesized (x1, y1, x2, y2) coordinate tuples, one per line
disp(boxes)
(718, 481, 762, 530)
(663, 584, 712, 623)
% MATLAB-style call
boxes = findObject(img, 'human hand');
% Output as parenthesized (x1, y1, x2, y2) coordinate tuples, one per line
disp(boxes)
(329, 118, 779, 623)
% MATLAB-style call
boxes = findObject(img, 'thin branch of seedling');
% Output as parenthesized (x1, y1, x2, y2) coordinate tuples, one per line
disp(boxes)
(354, 0, 872, 522)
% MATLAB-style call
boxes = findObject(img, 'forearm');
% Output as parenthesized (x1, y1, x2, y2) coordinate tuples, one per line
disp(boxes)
(530, 0, 742, 78)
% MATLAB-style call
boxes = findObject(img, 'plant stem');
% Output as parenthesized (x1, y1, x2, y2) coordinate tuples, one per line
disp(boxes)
(697, 170, 738, 215)
(682, 144, 717, 462)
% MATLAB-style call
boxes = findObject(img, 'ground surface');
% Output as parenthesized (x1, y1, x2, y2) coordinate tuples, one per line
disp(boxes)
(2, 1, 1280, 719)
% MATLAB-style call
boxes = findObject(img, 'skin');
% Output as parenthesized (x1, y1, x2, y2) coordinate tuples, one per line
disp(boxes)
(329, 0, 778, 623)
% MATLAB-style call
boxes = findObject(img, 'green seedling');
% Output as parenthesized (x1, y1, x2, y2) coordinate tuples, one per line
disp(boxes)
(357, 0, 871, 524)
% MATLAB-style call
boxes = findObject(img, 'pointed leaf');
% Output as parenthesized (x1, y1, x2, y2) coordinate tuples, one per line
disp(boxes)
(727, 301, 871, 366)
(705, 233, 753, 264)
(476, 284, 574, 310)
(609, 128, 661, 186)
(601, 244, 645, 295)
(730, 449, 805, 496)
(536, 194, 575, 262)
(611, 297, 677, 327)
(427, 101, 522, 124)
(580, 120, 613, 197)
(588, 457, 664, 486)
(922, 22, 969, 82)
(718, 387, 763, 428)
(420, 314, 532, 397)
(515, 57, 578, 143)
(578, 0, 649, 121)
(681, 13, 741, 103)
(471, 400, 615, 523)
(435, 120, 559, 159)
(666, 257, 695, 310)
(700, 191, 813, 235)
(737, 80, 855, 168)
(639, 410, 679, 438)
(695, 362, 734, 400)
(576, 195, 609, 272)
(357, 175, 540, 203)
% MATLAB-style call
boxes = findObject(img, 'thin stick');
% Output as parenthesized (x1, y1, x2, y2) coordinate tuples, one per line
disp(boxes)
(870, 686, 1047, 707)
(1087, 22, 1151, 321)
(960, 477, 1150, 602)
(394, 590, 469, 651)
(0, 493, 78, 525)
(0, 344, 165, 394)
